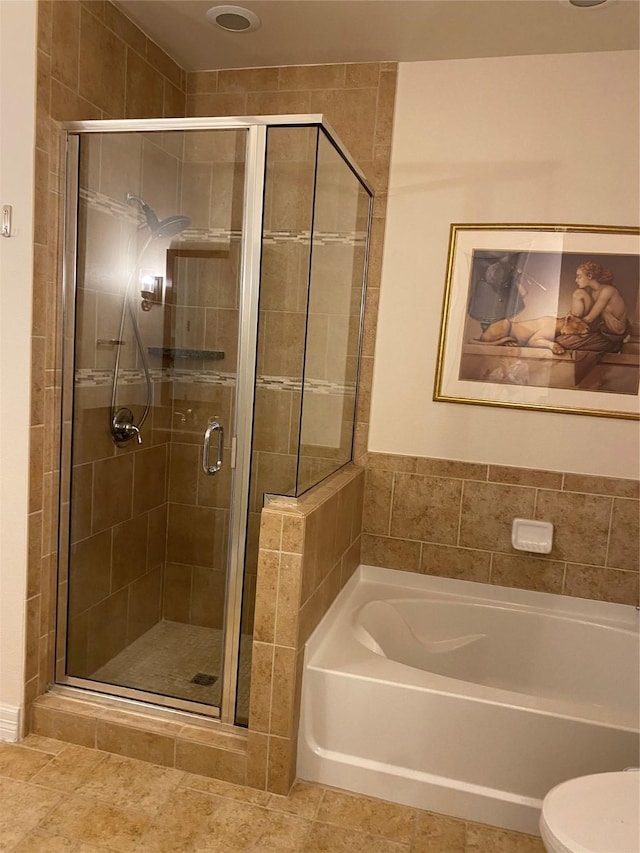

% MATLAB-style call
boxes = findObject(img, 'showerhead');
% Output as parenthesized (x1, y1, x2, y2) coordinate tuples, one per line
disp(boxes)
(127, 193, 191, 240)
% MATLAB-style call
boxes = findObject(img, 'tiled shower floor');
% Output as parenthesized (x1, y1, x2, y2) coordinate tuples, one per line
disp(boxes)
(90, 621, 252, 719)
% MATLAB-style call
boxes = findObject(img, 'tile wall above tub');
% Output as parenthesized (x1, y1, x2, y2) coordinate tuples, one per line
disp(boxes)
(362, 452, 640, 607)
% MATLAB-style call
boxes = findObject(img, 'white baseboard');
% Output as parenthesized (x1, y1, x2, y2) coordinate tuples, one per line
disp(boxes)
(0, 703, 21, 742)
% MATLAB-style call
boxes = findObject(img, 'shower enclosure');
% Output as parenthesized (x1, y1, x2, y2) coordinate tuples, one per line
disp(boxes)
(56, 116, 372, 726)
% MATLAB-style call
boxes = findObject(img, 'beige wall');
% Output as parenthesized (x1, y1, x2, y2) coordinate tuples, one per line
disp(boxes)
(369, 51, 640, 479)
(0, 0, 37, 738)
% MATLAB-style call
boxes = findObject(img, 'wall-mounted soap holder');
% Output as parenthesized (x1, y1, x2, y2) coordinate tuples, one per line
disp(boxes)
(511, 518, 553, 554)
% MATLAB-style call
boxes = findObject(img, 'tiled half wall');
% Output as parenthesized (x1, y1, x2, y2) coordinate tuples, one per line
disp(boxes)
(361, 452, 640, 607)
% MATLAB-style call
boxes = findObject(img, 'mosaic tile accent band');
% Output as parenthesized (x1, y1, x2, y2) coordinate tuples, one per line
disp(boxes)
(80, 188, 366, 246)
(75, 367, 356, 396)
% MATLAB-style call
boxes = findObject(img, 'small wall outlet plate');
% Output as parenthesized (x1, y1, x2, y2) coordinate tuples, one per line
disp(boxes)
(511, 518, 554, 554)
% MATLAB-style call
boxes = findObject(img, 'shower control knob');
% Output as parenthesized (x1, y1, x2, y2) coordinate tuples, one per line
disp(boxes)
(111, 408, 143, 445)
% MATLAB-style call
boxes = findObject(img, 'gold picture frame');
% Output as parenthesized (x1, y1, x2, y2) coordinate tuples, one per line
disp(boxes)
(434, 224, 640, 420)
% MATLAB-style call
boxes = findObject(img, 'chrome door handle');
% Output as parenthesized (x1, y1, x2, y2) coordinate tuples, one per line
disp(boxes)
(203, 419, 223, 475)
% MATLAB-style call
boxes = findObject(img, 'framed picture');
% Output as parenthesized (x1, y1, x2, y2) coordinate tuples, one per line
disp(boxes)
(434, 224, 640, 420)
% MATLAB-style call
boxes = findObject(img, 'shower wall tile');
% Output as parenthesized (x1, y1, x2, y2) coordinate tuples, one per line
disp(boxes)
(128, 565, 162, 643)
(132, 444, 168, 515)
(92, 454, 134, 532)
(362, 451, 640, 607)
(51, 1, 80, 92)
(86, 586, 129, 673)
(111, 515, 149, 591)
(68, 531, 111, 617)
(162, 562, 192, 623)
(125, 49, 165, 119)
(103, 0, 147, 55)
(79, 7, 126, 116)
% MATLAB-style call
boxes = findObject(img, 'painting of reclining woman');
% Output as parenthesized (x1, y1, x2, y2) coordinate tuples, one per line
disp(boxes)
(459, 248, 639, 395)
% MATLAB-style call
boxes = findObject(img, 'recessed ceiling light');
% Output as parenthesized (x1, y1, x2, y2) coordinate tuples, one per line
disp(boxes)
(206, 5, 261, 33)
(568, 0, 608, 6)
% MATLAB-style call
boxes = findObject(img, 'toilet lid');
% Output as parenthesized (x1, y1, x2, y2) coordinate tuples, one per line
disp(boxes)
(540, 771, 640, 853)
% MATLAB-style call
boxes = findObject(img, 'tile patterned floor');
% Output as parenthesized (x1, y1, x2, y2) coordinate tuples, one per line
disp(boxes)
(0, 737, 546, 852)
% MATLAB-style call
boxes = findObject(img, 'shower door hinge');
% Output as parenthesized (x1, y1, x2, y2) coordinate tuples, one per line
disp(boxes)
(230, 435, 237, 469)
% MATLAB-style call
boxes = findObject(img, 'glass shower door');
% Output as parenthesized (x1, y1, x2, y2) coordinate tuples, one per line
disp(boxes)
(61, 127, 248, 717)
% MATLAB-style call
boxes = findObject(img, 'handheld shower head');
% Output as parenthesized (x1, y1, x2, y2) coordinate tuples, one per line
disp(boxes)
(126, 193, 190, 239)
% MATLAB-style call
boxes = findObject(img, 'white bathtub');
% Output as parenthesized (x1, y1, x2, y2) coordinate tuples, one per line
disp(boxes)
(297, 565, 640, 834)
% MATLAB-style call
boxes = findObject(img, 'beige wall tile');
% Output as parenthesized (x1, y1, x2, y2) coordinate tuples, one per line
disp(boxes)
(111, 515, 148, 592)
(96, 720, 175, 767)
(608, 498, 640, 571)
(175, 739, 246, 785)
(103, 1, 147, 54)
(361, 533, 421, 572)
(281, 515, 304, 554)
(279, 64, 346, 91)
(246, 90, 312, 117)
(187, 91, 248, 117)
(51, 0, 80, 90)
(460, 481, 535, 553)
(563, 473, 639, 498)
(536, 490, 612, 566)
(31, 705, 96, 749)
(218, 67, 280, 92)
(187, 70, 218, 94)
(144, 39, 183, 90)
(248, 641, 274, 733)
(564, 565, 639, 606)
(253, 550, 279, 644)
(417, 458, 488, 480)
(86, 587, 128, 672)
(68, 530, 111, 616)
(246, 731, 268, 790)
(275, 553, 302, 648)
(345, 63, 382, 88)
(92, 454, 134, 532)
(266, 735, 295, 795)
(488, 465, 562, 489)
(78, 6, 126, 116)
(127, 566, 162, 642)
(421, 543, 491, 583)
(259, 510, 283, 551)
(269, 646, 296, 738)
(125, 49, 164, 119)
(365, 452, 417, 473)
(391, 473, 461, 545)
(491, 553, 564, 594)
(363, 468, 393, 535)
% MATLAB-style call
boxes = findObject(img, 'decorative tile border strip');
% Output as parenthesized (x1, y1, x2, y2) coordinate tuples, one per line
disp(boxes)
(75, 367, 355, 396)
(80, 189, 366, 246)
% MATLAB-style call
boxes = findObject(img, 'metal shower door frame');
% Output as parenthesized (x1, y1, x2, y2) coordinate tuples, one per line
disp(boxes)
(56, 115, 371, 726)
